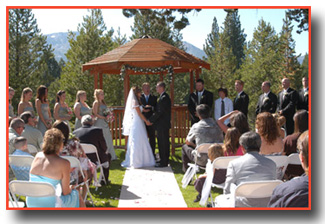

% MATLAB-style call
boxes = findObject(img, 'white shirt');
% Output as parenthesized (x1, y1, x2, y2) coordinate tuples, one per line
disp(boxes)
(264, 91, 270, 97)
(197, 90, 205, 103)
(214, 97, 233, 125)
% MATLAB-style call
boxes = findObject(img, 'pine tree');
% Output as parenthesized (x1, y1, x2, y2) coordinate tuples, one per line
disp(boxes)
(9, 9, 57, 107)
(239, 19, 282, 125)
(279, 14, 302, 90)
(54, 9, 116, 108)
(223, 9, 246, 69)
(286, 9, 309, 34)
(203, 17, 219, 60)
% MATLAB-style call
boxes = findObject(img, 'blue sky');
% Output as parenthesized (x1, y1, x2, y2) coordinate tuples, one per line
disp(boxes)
(32, 8, 309, 56)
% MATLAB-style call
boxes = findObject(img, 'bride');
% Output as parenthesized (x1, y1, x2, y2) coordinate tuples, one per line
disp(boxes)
(121, 86, 156, 168)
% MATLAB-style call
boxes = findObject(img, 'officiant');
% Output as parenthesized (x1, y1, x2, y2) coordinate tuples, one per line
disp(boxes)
(140, 82, 157, 157)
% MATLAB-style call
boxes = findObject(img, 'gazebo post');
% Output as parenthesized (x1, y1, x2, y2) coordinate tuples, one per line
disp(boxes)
(190, 69, 194, 93)
(124, 72, 130, 105)
(170, 72, 175, 155)
(93, 69, 98, 89)
(99, 72, 103, 89)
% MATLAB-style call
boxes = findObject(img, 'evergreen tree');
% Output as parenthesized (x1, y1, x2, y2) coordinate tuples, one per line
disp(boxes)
(239, 19, 282, 125)
(223, 9, 246, 69)
(203, 17, 219, 60)
(300, 53, 309, 83)
(113, 27, 128, 47)
(9, 9, 57, 107)
(279, 14, 302, 90)
(54, 9, 116, 108)
(286, 9, 309, 34)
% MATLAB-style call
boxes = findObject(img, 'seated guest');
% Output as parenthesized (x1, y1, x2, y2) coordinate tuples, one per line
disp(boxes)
(9, 118, 25, 154)
(217, 110, 250, 135)
(53, 120, 99, 191)
(181, 104, 223, 172)
(283, 110, 308, 179)
(20, 111, 43, 153)
(27, 128, 84, 207)
(11, 137, 32, 181)
(273, 113, 286, 139)
(268, 130, 309, 207)
(223, 127, 245, 156)
(255, 112, 284, 155)
(73, 115, 111, 185)
(193, 144, 224, 202)
(222, 131, 276, 207)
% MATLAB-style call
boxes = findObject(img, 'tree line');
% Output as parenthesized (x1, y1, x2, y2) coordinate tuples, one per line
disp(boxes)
(8, 8, 309, 126)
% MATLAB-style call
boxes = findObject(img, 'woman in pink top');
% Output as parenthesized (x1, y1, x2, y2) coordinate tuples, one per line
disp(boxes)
(223, 127, 245, 156)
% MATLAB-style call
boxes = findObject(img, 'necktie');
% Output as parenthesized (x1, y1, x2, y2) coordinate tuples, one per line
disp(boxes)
(198, 92, 201, 104)
(146, 95, 149, 104)
(221, 99, 225, 117)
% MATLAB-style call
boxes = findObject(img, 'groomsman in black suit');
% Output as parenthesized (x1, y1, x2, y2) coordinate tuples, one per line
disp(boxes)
(73, 115, 111, 185)
(140, 82, 157, 157)
(256, 81, 278, 115)
(297, 77, 309, 111)
(277, 78, 299, 135)
(234, 80, 249, 117)
(188, 79, 214, 125)
(149, 82, 171, 168)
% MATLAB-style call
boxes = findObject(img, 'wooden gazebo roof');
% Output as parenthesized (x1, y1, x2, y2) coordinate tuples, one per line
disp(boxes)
(82, 37, 210, 74)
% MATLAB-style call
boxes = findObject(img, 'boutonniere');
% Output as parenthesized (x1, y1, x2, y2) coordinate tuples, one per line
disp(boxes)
(283, 92, 288, 96)
(304, 92, 308, 97)
(263, 96, 269, 103)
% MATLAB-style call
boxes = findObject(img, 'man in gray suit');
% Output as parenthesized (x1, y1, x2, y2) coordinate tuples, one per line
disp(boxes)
(223, 131, 276, 207)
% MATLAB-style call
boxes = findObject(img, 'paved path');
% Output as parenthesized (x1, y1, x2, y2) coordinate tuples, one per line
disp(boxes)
(118, 166, 187, 208)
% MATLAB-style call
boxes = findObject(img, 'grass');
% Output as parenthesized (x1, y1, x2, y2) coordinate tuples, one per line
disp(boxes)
(87, 143, 223, 208)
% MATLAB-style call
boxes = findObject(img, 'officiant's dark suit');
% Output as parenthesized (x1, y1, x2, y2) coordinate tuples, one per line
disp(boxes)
(277, 87, 298, 135)
(140, 93, 157, 156)
(149, 83, 171, 167)
(256, 92, 277, 115)
(73, 118, 111, 184)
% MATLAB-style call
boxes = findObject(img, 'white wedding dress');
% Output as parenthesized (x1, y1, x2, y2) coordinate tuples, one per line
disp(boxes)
(121, 90, 155, 168)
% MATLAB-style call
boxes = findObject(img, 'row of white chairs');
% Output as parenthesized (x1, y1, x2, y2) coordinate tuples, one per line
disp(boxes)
(199, 153, 301, 207)
(8, 143, 108, 208)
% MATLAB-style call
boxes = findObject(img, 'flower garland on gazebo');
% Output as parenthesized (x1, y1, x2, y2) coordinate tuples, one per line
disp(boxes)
(120, 64, 174, 82)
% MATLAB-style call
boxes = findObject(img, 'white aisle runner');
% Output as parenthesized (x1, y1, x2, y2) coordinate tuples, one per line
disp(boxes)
(118, 166, 187, 208)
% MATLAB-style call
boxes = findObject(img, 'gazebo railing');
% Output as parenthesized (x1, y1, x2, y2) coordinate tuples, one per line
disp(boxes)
(108, 105, 191, 155)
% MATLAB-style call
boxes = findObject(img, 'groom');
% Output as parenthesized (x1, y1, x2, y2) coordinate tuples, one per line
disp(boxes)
(149, 81, 171, 168)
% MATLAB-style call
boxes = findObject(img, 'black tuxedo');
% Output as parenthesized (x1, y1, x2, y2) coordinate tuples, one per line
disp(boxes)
(297, 88, 309, 111)
(234, 91, 249, 117)
(277, 88, 299, 135)
(140, 93, 157, 156)
(188, 89, 214, 125)
(256, 92, 278, 115)
(73, 125, 111, 182)
(149, 92, 171, 166)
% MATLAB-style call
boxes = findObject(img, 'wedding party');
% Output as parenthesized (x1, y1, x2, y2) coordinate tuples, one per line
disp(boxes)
(7, 7, 310, 209)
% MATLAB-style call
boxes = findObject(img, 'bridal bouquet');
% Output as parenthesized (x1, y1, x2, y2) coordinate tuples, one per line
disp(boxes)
(103, 107, 115, 123)
(67, 107, 73, 115)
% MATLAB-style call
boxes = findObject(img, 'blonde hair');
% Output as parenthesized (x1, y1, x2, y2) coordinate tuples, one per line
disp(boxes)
(273, 113, 286, 127)
(76, 90, 86, 103)
(94, 89, 106, 111)
(42, 128, 64, 155)
(20, 87, 33, 102)
(208, 144, 224, 161)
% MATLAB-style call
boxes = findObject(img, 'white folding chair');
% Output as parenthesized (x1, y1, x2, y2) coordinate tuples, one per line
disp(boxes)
(288, 153, 301, 165)
(61, 156, 94, 206)
(80, 143, 109, 189)
(265, 155, 289, 180)
(9, 155, 34, 181)
(214, 180, 283, 207)
(199, 156, 240, 206)
(182, 143, 212, 188)
(27, 144, 39, 155)
(9, 180, 56, 208)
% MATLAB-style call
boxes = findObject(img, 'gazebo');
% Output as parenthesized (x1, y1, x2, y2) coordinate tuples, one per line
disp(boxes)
(82, 36, 210, 154)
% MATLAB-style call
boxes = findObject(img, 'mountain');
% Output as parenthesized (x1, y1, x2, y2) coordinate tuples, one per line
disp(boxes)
(45, 32, 207, 62)
(183, 41, 207, 59)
